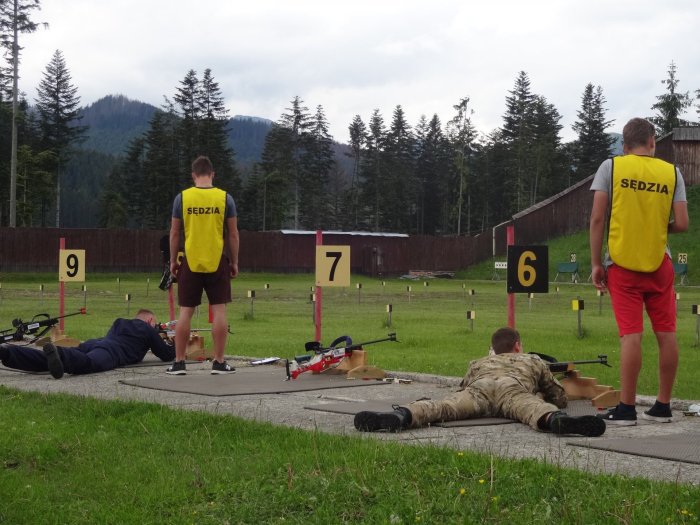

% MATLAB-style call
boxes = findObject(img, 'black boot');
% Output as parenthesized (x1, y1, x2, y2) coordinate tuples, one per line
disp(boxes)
(42, 343, 64, 379)
(549, 411, 605, 437)
(354, 406, 412, 432)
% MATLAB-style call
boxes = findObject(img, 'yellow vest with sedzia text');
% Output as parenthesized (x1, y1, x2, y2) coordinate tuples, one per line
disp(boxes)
(608, 155, 676, 273)
(182, 187, 227, 273)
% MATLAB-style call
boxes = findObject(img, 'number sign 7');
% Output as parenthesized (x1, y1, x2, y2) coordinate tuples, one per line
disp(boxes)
(315, 246, 351, 287)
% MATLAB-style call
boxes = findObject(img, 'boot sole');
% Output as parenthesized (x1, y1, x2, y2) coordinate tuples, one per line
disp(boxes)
(641, 412, 673, 423)
(42, 343, 64, 379)
(555, 415, 606, 436)
(354, 411, 403, 432)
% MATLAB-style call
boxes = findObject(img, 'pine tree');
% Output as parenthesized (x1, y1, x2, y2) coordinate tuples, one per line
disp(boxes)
(384, 105, 416, 232)
(300, 105, 334, 228)
(415, 114, 451, 234)
(501, 71, 535, 212)
(650, 61, 692, 135)
(359, 109, 387, 231)
(529, 95, 564, 204)
(34, 49, 87, 226)
(347, 114, 366, 229)
(279, 96, 312, 229)
(571, 84, 615, 178)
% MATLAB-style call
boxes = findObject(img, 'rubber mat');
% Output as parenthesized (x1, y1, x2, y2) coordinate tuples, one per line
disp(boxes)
(119, 366, 388, 396)
(567, 432, 700, 464)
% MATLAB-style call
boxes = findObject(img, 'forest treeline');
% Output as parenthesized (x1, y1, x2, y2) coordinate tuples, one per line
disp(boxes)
(2, 0, 699, 233)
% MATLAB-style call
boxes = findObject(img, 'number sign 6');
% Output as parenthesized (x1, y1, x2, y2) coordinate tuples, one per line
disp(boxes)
(507, 245, 548, 293)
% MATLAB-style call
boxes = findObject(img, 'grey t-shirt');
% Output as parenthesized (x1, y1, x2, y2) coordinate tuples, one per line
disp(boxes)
(589, 157, 687, 266)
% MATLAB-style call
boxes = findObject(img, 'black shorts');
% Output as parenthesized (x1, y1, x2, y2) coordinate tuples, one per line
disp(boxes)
(177, 256, 231, 307)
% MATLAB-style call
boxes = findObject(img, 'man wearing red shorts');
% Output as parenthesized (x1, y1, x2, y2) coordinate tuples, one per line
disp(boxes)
(167, 156, 239, 375)
(589, 118, 688, 425)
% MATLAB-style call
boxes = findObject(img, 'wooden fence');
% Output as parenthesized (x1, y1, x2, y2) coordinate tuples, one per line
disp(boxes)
(0, 180, 598, 275)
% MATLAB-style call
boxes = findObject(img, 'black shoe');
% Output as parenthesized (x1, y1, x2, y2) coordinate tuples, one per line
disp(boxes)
(211, 360, 236, 375)
(42, 343, 64, 379)
(641, 402, 673, 423)
(550, 413, 606, 437)
(597, 405, 637, 426)
(354, 406, 412, 432)
(166, 360, 187, 375)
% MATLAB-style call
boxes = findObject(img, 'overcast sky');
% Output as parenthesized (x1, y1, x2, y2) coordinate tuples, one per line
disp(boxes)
(16, 0, 700, 144)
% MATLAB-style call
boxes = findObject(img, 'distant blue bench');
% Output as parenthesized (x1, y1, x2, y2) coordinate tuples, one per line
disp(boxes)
(554, 262, 580, 283)
(674, 263, 689, 286)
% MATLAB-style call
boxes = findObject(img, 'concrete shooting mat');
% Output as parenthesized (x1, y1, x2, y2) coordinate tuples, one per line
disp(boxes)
(119, 366, 389, 397)
(304, 398, 599, 427)
(567, 432, 700, 464)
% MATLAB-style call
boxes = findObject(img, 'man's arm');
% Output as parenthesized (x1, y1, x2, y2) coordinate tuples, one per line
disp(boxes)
(227, 216, 239, 278)
(148, 328, 176, 362)
(538, 364, 568, 409)
(589, 190, 608, 291)
(669, 201, 689, 233)
(169, 218, 182, 276)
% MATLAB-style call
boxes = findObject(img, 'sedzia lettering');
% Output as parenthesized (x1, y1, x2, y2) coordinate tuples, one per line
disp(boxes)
(620, 178, 669, 194)
(186, 206, 221, 215)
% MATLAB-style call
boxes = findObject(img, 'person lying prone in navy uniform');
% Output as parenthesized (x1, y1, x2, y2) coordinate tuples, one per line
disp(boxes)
(0, 308, 175, 379)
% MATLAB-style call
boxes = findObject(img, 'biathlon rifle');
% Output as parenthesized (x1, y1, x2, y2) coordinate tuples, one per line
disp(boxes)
(285, 333, 398, 380)
(1, 308, 87, 343)
(156, 320, 231, 339)
(529, 352, 611, 374)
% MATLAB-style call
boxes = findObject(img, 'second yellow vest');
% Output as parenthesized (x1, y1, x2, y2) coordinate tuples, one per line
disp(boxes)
(608, 155, 675, 272)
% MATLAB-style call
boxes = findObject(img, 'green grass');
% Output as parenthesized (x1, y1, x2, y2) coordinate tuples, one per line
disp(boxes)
(2, 271, 700, 399)
(1, 388, 699, 525)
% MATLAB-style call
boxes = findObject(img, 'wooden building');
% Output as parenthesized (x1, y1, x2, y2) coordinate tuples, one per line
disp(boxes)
(655, 127, 700, 186)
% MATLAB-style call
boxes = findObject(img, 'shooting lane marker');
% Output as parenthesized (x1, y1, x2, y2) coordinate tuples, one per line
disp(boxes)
(315, 237, 350, 342)
(82, 285, 87, 310)
(423, 281, 429, 287)
(556, 285, 560, 296)
(59, 244, 86, 332)
(146, 277, 150, 297)
(469, 288, 476, 310)
(528, 292, 534, 311)
(676, 292, 680, 318)
(406, 285, 412, 302)
(310, 293, 316, 324)
(247, 290, 255, 319)
(386, 303, 393, 327)
(39, 284, 44, 308)
(117, 277, 121, 294)
(572, 298, 585, 339)
(466, 310, 476, 332)
(125, 293, 132, 316)
(693, 305, 700, 346)
(265, 283, 270, 291)
(382, 280, 386, 295)
(597, 288, 605, 314)
(356, 282, 362, 304)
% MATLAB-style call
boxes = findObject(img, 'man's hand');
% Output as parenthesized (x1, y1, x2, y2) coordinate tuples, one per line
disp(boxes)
(591, 264, 606, 292)
(170, 260, 180, 278)
(230, 262, 239, 279)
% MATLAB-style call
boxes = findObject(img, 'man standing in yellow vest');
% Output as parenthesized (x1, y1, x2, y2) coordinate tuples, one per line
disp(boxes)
(590, 118, 688, 425)
(167, 156, 239, 375)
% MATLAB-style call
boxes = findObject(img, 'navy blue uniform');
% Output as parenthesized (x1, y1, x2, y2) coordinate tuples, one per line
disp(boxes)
(0, 318, 175, 375)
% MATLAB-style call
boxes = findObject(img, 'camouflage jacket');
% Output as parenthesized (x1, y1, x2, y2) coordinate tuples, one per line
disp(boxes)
(459, 353, 567, 407)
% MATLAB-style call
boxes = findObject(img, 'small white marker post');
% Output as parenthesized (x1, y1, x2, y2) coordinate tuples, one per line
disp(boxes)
(356, 282, 362, 304)
(82, 285, 87, 310)
(247, 290, 256, 319)
(125, 293, 132, 316)
(572, 297, 585, 339)
(466, 310, 476, 332)
(39, 284, 44, 307)
(117, 277, 121, 294)
(310, 293, 316, 324)
(386, 304, 393, 328)
(406, 285, 412, 303)
(146, 277, 150, 297)
(528, 293, 534, 311)
(693, 305, 700, 346)
(676, 293, 680, 317)
(597, 289, 605, 314)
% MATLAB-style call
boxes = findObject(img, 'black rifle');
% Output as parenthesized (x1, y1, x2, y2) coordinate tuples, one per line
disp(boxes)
(530, 352, 610, 374)
(1, 308, 87, 344)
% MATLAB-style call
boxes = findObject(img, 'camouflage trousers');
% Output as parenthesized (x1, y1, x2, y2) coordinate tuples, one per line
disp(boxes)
(406, 376, 563, 431)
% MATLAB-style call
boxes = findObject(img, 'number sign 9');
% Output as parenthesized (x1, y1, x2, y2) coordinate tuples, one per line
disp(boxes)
(59, 249, 86, 282)
(507, 245, 548, 293)
(315, 246, 350, 287)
